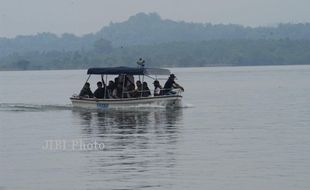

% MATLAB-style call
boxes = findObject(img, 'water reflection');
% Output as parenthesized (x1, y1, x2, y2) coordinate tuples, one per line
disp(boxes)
(72, 108, 183, 136)
(71, 108, 183, 189)
(72, 108, 183, 151)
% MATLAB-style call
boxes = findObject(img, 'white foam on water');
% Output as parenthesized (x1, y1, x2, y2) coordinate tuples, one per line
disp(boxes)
(0, 103, 72, 112)
(177, 102, 195, 108)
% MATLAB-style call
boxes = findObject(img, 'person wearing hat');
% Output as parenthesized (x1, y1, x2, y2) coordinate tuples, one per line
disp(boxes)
(153, 80, 163, 96)
(163, 74, 184, 95)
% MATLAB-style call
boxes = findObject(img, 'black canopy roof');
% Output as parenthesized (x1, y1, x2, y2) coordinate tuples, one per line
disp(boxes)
(87, 67, 170, 75)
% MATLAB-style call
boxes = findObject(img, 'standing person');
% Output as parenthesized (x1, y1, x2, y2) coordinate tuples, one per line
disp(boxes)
(153, 80, 163, 96)
(142, 82, 151, 97)
(163, 74, 184, 95)
(79, 82, 94, 98)
(94, 81, 105, 99)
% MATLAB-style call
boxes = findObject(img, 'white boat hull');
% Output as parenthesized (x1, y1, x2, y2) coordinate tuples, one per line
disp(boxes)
(70, 95, 182, 110)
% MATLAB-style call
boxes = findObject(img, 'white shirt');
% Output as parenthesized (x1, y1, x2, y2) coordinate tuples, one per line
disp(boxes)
(154, 87, 161, 95)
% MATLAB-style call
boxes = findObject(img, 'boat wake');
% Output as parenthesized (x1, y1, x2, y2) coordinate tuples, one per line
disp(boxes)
(0, 103, 73, 112)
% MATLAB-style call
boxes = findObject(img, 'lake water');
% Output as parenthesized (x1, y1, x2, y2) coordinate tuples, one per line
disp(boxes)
(1, 65, 310, 190)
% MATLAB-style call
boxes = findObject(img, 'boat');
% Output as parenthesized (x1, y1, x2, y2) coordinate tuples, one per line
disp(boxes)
(70, 66, 183, 109)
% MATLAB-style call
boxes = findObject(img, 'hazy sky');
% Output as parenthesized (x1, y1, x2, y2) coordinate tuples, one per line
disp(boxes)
(0, 0, 310, 38)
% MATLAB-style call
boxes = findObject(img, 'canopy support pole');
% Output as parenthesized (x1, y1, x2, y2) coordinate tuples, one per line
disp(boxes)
(141, 75, 144, 98)
(122, 74, 126, 99)
(101, 75, 104, 85)
(85, 74, 91, 83)
(104, 75, 108, 99)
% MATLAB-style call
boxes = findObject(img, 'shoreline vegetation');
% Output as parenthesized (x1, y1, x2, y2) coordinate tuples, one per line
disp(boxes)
(1, 12, 310, 71)
(1, 64, 309, 72)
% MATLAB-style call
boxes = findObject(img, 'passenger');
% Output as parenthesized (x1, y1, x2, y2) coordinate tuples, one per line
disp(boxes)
(116, 83, 123, 98)
(112, 77, 121, 98)
(94, 81, 105, 99)
(114, 77, 119, 86)
(126, 83, 136, 98)
(112, 88, 118, 99)
(135, 80, 143, 97)
(126, 75, 135, 87)
(106, 80, 115, 98)
(79, 82, 94, 98)
(122, 75, 135, 98)
(142, 82, 151, 97)
(163, 74, 184, 95)
(118, 75, 125, 86)
(153, 80, 163, 96)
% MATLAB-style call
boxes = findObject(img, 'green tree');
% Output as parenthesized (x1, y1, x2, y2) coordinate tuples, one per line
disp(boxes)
(93, 39, 113, 53)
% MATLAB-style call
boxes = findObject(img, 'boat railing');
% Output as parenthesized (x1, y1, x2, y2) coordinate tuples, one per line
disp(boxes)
(121, 88, 183, 97)
(73, 88, 182, 100)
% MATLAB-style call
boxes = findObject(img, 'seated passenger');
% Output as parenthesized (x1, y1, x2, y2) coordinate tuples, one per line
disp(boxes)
(112, 88, 118, 99)
(116, 83, 123, 98)
(106, 80, 115, 98)
(114, 77, 119, 88)
(126, 75, 135, 87)
(135, 80, 143, 97)
(94, 81, 105, 99)
(163, 74, 184, 95)
(153, 80, 163, 96)
(126, 83, 136, 98)
(79, 82, 94, 98)
(142, 82, 151, 97)
(112, 77, 121, 98)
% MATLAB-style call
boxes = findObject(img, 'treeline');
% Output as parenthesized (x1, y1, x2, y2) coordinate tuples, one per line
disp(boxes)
(0, 33, 96, 58)
(100, 13, 310, 46)
(1, 12, 310, 56)
(1, 39, 310, 70)
(1, 12, 310, 70)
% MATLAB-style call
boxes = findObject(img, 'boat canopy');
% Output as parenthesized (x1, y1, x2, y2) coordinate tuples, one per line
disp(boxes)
(87, 67, 170, 75)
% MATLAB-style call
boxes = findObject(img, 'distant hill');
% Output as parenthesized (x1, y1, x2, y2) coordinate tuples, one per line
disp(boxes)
(1, 12, 310, 57)
(1, 12, 310, 70)
(97, 12, 310, 46)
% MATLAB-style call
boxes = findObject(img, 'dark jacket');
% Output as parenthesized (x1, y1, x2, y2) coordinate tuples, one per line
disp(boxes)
(94, 87, 106, 99)
(79, 87, 93, 98)
(163, 79, 175, 94)
(164, 78, 175, 89)
(142, 86, 151, 97)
